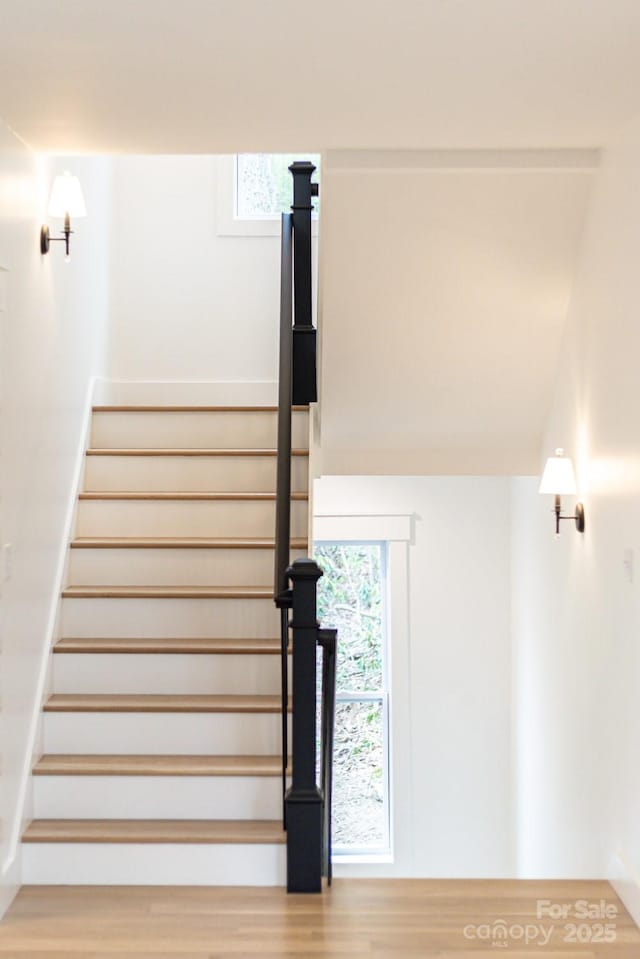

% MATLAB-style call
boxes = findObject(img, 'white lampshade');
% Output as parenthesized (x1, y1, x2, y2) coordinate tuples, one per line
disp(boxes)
(48, 172, 87, 218)
(539, 448, 577, 495)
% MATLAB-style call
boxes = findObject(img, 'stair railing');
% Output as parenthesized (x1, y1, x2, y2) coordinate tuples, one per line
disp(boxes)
(274, 160, 318, 603)
(275, 206, 293, 817)
(274, 161, 336, 893)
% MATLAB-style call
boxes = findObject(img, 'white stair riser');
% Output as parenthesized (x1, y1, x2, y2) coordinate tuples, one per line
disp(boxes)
(92, 410, 308, 450)
(53, 654, 288, 695)
(33, 776, 284, 820)
(76, 499, 308, 538)
(22, 843, 286, 885)
(61, 597, 279, 639)
(84, 455, 309, 493)
(68, 547, 307, 587)
(44, 712, 288, 755)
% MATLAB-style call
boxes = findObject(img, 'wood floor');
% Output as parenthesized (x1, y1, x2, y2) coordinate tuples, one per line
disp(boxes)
(0, 880, 638, 957)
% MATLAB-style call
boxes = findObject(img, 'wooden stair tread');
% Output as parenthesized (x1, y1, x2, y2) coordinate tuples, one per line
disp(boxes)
(70, 536, 308, 550)
(54, 637, 285, 654)
(62, 585, 273, 599)
(34, 754, 287, 777)
(78, 491, 308, 501)
(44, 694, 289, 713)
(86, 448, 309, 456)
(23, 819, 285, 844)
(92, 405, 308, 413)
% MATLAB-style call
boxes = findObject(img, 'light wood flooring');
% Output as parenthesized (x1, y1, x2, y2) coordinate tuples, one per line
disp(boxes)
(0, 880, 638, 957)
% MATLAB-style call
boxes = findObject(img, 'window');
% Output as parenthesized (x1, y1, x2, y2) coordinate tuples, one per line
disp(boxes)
(236, 153, 320, 219)
(216, 154, 320, 236)
(315, 542, 390, 855)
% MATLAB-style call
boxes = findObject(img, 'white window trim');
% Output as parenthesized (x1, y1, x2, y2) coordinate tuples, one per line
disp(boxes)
(314, 514, 412, 543)
(215, 155, 319, 238)
(313, 511, 414, 878)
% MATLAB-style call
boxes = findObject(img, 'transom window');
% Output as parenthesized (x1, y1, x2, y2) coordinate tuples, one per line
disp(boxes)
(236, 153, 320, 219)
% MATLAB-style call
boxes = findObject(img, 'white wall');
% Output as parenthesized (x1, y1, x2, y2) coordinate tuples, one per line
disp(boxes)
(510, 113, 640, 889)
(108, 156, 281, 387)
(0, 121, 111, 913)
(314, 475, 513, 877)
(318, 151, 594, 476)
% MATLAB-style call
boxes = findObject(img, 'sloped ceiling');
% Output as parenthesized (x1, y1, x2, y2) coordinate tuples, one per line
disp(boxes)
(318, 152, 596, 475)
(1, 0, 640, 153)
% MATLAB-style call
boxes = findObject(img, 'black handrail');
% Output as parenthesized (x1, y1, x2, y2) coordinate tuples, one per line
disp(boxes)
(273, 161, 336, 893)
(275, 211, 293, 818)
(274, 212, 294, 604)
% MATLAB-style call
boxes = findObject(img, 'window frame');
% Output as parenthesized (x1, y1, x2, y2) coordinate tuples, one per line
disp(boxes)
(314, 540, 391, 858)
(215, 155, 320, 237)
(313, 509, 412, 876)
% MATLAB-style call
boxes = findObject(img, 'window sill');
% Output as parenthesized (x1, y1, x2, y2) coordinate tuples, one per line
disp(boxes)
(333, 853, 394, 865)
(217, 214, 319, 239)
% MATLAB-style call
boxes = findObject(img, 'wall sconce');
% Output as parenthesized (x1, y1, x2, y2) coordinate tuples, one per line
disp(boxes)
(539, 448, 585, 535)
(40, 172, 86, 260)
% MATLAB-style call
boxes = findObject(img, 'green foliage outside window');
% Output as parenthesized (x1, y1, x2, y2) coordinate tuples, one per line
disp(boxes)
(316, 543, 383, 694)
(315, 543, 387, 850)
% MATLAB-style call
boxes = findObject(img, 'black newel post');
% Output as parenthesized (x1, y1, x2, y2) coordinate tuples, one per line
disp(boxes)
(285, 557, 323, 893)
(289, 161, 318, 405)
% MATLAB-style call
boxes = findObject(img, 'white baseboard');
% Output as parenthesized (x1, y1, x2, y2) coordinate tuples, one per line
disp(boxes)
(608, 851, 640, 928)
(1, 376, 96, 887)
(333, 855, 401, 879)
(94, 379, 278, 406)
(0, 852, 20, 920)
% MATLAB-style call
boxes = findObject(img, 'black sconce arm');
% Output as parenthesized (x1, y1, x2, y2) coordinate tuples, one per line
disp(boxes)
(554, 495, 586, 534)
(41, 213, 73, 257)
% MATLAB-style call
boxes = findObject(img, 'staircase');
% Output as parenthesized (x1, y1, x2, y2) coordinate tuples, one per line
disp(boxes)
(22, 404, 309, 885)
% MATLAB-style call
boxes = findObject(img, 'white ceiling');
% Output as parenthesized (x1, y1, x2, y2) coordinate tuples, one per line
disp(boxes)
(2, 0, 640, 153)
